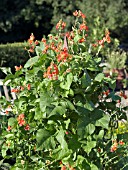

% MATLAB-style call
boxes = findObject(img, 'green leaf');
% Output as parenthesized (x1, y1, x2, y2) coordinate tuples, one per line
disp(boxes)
(8, 117, 17, 126)
(95, 73, 104, 82)
(36, 129, 55, 150)
(60, 73, 73, 90)
(5, 134, 14, 138)
(96, 114, 110, 129)
(52, 147, 72, 160)
(64, 99, 76, 111)
(34, 107, 42, 120)
(104, 77, 116, 90)
(48, 106, 66, 118)
(35, 46, 42, 56)
(2, 145, 8, 157)
(85, 123, 95, 135)
(82, 141, 96, 154)
(90, 163, 98, 170)
(81, 70, 91, 88)
(76, 155, 91, 170)
(109, 92, 121, 101)
(16, 96, 28, 110)
(97, 130, 104, 140)
(56, 129, 67, 149)
(24, 56, 39, 68)
(40, 92, 53, 112)
(84, 100, 95, 111)
(68, 135, 81, 151)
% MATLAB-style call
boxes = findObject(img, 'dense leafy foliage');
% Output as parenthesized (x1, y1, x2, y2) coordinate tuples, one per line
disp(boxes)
(0, 11, 128, 170)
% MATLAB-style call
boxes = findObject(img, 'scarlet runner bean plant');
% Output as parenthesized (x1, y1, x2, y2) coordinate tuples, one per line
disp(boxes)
(0, 10, 128, 170)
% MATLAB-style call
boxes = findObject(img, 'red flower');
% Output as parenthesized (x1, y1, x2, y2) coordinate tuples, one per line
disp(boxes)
(79, 38, 85, 43)
(41, 38, 46, 44)
(15, 65, 22, 71)
(28, 33, 35, 44)
(110, 141, 118, 152)
(44, 63, 59, 80)
(17, 114, 25, 126)
(24, 124, 30, 131)
(98, 39, 104, 47)
(35, 40, 39, 45)
(79, 10, 86, 18)
(119, 140, 125, 145)
(79, 23, 88, 31)
(73, 10, 78, 16)
(61, 166, 67, 170)
(27, 84, 31, 90)
(62, 22, 66, 29)
(65, 131, 69, 135)
(11, 88, 20, 93)
(5, 110, 9, 115)
(7, 126, 11, 131)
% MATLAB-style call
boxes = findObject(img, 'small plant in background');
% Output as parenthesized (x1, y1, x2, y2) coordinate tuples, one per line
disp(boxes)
(104, 38, 127, 90)
(0, 10, 128, 170)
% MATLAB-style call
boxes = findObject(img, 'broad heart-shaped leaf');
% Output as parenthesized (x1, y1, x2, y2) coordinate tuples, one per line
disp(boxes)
(48, 106, 66, 118)
(94, 73, 104, 82)
(8, 117, 17, 127)
(52, 146, 72, 160)
(24, 56, 39, 68)
(36, 129, 56, 151)
(60, 73, 73, 90)
(34, 107, 43, 120)
(81, 70, 91, 88)
(96, 114, 110, 129)
(40, 92, 53, 112)
(68, 135, 81, 151)
(82, 141, 96, 155)
(85, 123, 95, 135)
(95, 129, 104, 140)
(56, 129, 68, 149)
(77, 108, 104, 138)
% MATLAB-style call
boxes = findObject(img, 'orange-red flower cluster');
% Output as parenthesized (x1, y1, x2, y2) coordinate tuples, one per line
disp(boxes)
(7, 126, 11, 131)
(27, 84, 31, 90)
(73, 10, 86, 19)
(24, 124, 30, 131)
(11, 88, 20, 93)
(57, 47, 72, 62)
(110, 140, 125, 152)
(79, 23, 88, 31)
(120, 91, 127, 99)
(92, 29, 111, 48)
(27, 33, 39, 52)
(17, 114, 26, 126)
(44, 63, 59, 80)
(103, 89, 110, 96)
(56, 20, 66, 30)
(15, 65, 22, 71)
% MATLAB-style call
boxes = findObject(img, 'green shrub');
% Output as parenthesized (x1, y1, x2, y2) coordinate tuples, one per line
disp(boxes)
(0, 42, 29, 78)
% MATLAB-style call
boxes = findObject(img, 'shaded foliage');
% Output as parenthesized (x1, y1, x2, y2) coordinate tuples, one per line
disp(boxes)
(0, 0, 128, 43)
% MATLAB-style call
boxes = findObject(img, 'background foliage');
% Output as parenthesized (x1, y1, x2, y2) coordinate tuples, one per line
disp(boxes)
(0, 0, 128, 43)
